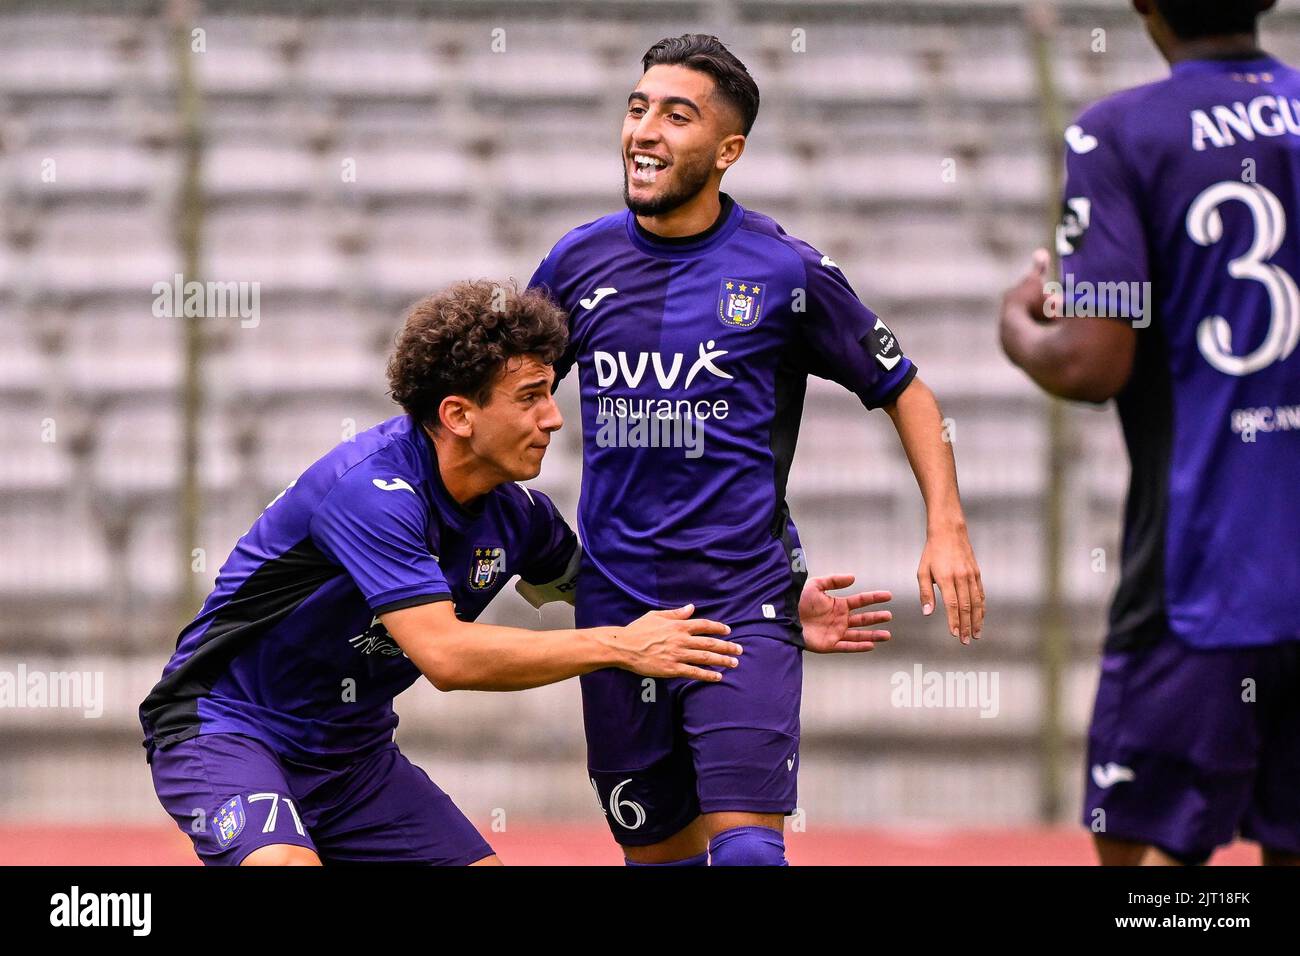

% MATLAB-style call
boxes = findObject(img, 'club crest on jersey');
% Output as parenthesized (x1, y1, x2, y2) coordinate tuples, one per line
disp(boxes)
(718, 278, 764, 329)
(469, 547, 506, 590)
(214, 795, 246, 849)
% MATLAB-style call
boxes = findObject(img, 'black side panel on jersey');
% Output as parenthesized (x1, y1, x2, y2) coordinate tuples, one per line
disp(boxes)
(771, 351, 808, 644)
(139, 538, 344, 758)
(770, 350, 807, 526)
(1106, 318, 1173, 652)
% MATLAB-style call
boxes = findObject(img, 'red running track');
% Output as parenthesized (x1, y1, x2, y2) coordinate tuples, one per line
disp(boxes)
(0, 825, 1262, 866)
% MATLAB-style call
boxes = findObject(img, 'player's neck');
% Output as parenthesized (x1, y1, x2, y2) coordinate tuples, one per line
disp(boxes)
(427, 429, 500, 507)
(1166, 35, 1266, 66)
(636, 188, 723, 239)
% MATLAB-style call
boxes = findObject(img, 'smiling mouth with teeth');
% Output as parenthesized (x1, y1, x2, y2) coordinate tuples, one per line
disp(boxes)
(631, 154, 668, 184)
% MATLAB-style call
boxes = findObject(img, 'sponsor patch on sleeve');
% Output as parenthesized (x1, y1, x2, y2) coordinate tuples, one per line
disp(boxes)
(867, 316, 903, 371)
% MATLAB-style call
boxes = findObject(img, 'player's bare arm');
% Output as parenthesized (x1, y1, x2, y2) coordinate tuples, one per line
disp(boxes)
(999, 249, 1136, 403)
(882, 376, 984, 643)
(381, 599, 739, 692)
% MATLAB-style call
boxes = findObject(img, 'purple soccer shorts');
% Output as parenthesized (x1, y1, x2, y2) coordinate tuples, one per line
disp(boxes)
(149, 732, 493, 865)
(576, 566, 802, 847)
(1083, 636, 1300, 862)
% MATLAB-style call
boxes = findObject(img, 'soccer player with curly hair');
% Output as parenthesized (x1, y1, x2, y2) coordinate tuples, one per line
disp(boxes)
(140, 279, 888, 865)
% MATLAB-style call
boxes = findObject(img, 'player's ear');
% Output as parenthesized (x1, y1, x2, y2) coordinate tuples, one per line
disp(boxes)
(716, 132, 745, 171)
(438, 395, 475, 438)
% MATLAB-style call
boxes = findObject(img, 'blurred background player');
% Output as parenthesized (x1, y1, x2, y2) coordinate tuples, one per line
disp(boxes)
(530, 34, 984, 866)
(138, 281, 745, 865)
(1000, 0, 1300, 865)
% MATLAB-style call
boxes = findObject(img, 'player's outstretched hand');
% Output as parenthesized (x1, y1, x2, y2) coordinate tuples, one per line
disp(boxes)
(917, 522, 984, 645)
(617, 605, 741, 682)
(799, 575, 892, 653)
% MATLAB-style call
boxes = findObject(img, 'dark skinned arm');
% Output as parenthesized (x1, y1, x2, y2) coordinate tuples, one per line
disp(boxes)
(999, 249, 1137, 404)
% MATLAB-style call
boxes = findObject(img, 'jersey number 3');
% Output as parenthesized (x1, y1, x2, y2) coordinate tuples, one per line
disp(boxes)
(1187, 180, 1300, 376)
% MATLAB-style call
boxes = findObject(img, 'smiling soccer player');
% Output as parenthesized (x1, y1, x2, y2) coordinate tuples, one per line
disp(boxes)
(529, 35, 984, 865)
(138, 279, 889, 866)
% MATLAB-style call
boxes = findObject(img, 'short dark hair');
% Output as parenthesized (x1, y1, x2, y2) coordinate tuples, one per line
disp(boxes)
(641, 34, 760, 136)
(1154, 0, 1272, 39)
(387, 279, 568, 427)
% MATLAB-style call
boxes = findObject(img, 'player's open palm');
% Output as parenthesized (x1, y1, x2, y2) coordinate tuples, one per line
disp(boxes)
(918, 524, 984, 645)
(799, 575, 892, 653)
(619, 605, 741, 682)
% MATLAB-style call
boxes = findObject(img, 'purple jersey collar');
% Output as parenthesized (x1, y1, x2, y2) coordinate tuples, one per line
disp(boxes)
(1170, 51, 1281, 77)
(625, 192, 745, 258)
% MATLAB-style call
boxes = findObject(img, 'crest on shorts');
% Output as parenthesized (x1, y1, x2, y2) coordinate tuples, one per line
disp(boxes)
(718, 278, 764, 329)
(214, 795, 246, 849)
(469, 547, 505, 590)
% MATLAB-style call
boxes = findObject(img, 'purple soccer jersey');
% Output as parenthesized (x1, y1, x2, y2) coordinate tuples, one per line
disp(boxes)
(139, 413, 576, 762)
(1059, 54, 1300, 650)
(529, 193, 916, 643)
(530, 194, 914, 844)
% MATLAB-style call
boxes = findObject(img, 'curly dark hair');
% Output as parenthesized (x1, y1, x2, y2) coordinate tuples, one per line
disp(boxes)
(387, 279, 568, 427)
(642, 34, 760, 136)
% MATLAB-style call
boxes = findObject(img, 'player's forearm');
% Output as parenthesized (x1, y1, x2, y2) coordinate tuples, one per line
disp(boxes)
(999, 299, 1106, 402)
(410, 623, 623, 692)
(883, 377, 966, 530)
